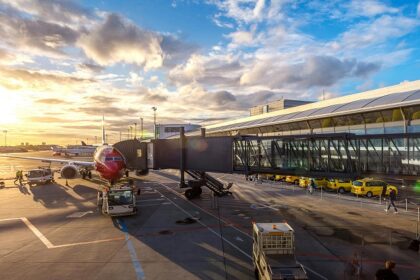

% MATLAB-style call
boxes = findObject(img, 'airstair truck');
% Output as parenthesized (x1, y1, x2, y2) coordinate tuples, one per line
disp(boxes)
(253, 222, 308, 280)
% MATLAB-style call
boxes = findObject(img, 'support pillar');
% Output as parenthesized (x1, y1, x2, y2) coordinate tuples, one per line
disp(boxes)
(179, 127, 187, 188)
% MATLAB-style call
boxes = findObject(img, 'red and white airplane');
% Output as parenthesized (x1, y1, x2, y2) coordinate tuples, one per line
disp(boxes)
(1, 118, 127, 183)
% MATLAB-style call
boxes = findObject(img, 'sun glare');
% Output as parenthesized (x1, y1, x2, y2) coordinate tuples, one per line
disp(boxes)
(0, 91, 21, 124)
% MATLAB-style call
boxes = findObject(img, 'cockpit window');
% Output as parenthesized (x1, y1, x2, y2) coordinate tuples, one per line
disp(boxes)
(105, 156, 123, 161)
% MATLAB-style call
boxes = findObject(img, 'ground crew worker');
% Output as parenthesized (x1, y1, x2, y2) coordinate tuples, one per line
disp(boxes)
(18, 170, 23, 185)
(14, 170, 23, 185)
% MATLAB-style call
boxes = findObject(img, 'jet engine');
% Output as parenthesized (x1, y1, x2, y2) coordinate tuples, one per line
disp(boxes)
(60, 165, 79, 179)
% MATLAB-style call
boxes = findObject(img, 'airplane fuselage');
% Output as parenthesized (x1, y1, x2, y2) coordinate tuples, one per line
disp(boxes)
(93, 145, 126, 182)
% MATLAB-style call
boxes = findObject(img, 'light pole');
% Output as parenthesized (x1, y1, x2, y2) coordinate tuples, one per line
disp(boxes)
(128, 126, 132, 139)
(140, 117, 144, 140)
(3, 130, 7, 146)
(133, 123, 137, 139)
(152, 106, 157, 139)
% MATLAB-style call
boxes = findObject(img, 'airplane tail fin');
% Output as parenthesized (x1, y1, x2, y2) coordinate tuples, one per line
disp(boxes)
(102, 115, 106, 145)
(81, 141, 87, 146)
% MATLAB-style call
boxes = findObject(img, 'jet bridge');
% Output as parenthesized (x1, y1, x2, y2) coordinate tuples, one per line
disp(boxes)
(114, 130, 420, 199)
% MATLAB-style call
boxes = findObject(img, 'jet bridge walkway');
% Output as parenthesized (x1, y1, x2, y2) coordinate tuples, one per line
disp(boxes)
(114, 131, 420, 199)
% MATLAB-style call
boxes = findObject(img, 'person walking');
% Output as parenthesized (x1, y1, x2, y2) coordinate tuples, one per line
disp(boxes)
(375, 260, 399, 280)
(14, 170, 23, 185)
(308, 179, 315, 195)
(386, 189, 398, 214)
(18, 170, 23, 185)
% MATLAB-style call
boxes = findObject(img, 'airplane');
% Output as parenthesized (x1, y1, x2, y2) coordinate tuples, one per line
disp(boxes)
(51, 141, 97, 157)
(1, 117, 127, 183)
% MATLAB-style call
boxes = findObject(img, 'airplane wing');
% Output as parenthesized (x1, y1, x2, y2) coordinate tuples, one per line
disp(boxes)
(0, 154, 95, 167)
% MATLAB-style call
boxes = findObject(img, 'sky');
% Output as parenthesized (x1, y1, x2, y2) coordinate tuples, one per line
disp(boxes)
(0, 0, 419, 145)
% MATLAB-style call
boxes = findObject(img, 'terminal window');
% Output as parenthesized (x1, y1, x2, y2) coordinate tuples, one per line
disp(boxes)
(164, 127, 181, 133)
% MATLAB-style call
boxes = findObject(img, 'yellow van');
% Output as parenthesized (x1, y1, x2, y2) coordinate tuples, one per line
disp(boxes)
(351, 179, 398, 198)
(285, 175, 300, 184)
(327, 178, 352, 193)
(299, 177, 328, 188)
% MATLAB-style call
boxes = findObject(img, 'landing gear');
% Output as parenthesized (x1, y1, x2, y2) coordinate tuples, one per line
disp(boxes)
(88, 171, 92, 179)
(185, 187, 202, 200)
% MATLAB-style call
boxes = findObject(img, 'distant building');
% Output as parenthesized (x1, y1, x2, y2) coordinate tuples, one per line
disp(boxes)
(156, 124, 201, 139)
(250, 99, 313, 116)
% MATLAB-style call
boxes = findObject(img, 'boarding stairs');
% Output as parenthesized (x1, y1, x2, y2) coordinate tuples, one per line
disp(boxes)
(185, 170, 232, 197)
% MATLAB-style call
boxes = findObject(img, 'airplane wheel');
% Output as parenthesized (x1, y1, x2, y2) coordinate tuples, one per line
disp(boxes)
(339, 187, 345, 194)
(193, 187, 202, 196)
(366, 191, 373, 198)
(185, 189, 195, 200)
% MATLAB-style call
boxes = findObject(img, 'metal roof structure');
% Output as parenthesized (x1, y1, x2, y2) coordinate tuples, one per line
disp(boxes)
(205, 80, 420, 133)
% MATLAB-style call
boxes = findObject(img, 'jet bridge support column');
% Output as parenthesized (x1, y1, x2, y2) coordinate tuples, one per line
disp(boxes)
(179, 127, 187, 188)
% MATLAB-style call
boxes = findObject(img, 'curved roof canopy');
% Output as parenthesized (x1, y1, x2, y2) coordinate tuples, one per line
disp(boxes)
(205, 81, 420, 133)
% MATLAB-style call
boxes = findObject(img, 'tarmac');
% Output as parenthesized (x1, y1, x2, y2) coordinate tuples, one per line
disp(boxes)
(0, 151, 419, 280)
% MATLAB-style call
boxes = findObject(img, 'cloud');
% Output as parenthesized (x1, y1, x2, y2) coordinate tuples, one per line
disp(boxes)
(88, 95, 118, 105)
(0, 12, 79, 56)
(160, 34, 199, 67)
(418, 1, 420, 17)
(77, 106, 138, 117)
(35, 98, 66, 104)
(78, 13, 164, 69)
(76, 62, 104, 73)
(211, 0, 268, 23)
(28, 116, 74, 123)
(240, 55, 380, 89)
(169, 54, 243, 87)
(1, 0, 95, 27)
(346, 0, 399, 18)
(340, 15, 419, 49)
(0, 66, 95, 91)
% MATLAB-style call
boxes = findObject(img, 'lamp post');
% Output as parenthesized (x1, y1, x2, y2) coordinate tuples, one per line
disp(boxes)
(140, 117, 143, 140)
(152, 107, 157, 139)
(133, 123, 137, 139)
(3, 130, 7, 146)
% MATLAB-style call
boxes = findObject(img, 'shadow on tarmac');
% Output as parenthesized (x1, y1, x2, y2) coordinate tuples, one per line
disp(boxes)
(113, 181, 252, 280)
(29, 182, 94, 209)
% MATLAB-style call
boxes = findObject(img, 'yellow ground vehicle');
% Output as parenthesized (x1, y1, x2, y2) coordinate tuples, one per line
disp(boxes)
(327, 178, 352, 193)
(351, 179, 398, 198)
(298, 177, 328, 188)
(253, 222, 307, 280)
(285, 176, 300, 184)
(274, 175, 287, 181)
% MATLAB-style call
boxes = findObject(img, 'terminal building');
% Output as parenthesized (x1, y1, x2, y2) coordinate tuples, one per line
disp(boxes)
(250, 98, 313, 116)
(156, 123, 201, 139)
(201, 80, 420, 137)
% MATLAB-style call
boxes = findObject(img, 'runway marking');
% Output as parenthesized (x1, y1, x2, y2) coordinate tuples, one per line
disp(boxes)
(116, 219, 145, 280)
(154, 188, 253, 260)
(66, 211, 94, 218)
(0, 217, 124, 249)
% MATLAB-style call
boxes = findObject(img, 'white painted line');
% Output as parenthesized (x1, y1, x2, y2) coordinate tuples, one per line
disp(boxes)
(52, 237, 125, 248)
(66, 211, 94, 218)
(155, 188, 252, 260)
(300, 263, 328, 280)
(0, 217, 123, 249)
(158, 182, 252, 239)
